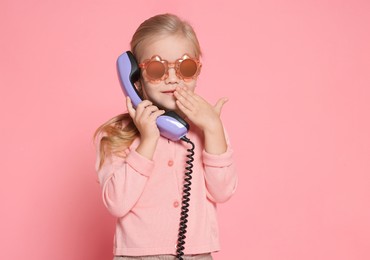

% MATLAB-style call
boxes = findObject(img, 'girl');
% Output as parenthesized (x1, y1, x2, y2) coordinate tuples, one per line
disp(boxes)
(94, 13, 237, 260)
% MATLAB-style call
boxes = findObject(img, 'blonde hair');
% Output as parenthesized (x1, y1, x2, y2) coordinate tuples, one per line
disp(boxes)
(94, 13, 202, 169)
(131, 13, 202, 60)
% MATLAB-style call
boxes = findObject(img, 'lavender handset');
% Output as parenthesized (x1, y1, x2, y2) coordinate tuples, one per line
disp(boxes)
(116, 51, 189, 141)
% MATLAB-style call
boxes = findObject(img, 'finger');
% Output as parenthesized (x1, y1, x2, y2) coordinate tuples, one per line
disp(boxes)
(149, 109, 166, 120)
(176, 100, 191, 116)
(141, 105, 159, 118)
(174, 90, 195, 111)
(184, 86, 201, 102)
(135, 100, 153, 117)
(214, 97, 228, 115)
(175, 87, 197, 105)
(126, 97, 136, 119)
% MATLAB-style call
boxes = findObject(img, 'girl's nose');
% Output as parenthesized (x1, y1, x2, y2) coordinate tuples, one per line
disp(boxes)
(165, 67, 179, 84)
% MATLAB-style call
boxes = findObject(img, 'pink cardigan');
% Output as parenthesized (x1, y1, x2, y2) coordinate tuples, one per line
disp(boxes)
(95, 123, 238, 256)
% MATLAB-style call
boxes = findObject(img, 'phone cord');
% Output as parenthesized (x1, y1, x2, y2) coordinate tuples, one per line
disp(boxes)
(176, 136, 195, 260)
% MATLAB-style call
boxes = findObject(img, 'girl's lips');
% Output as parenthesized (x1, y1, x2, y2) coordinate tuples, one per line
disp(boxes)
(162, 90, 175, 95)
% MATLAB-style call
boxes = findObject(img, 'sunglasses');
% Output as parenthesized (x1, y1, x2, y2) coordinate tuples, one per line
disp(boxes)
(139, 54, 202, 82)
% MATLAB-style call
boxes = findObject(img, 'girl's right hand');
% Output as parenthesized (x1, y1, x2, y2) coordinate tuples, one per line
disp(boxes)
(126, 96, 165, 142)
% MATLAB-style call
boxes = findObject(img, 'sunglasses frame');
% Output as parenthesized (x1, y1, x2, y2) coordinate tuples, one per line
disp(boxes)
(139, 54, 202, 82)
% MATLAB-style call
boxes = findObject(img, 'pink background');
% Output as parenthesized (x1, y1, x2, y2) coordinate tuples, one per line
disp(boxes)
(1, 0, 369, 259)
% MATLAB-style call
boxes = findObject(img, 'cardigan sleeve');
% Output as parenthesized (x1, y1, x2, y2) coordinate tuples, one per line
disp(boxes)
(202, 130, 238, 203)
(95, 135, 154, 218)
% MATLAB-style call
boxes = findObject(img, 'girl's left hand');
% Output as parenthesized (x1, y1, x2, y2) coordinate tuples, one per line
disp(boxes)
(174, 86, 228, 132)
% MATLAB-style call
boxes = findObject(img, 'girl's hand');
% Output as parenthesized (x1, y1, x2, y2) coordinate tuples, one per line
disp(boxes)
(126, 97, 165, 141)
(174, 86, 228, 133)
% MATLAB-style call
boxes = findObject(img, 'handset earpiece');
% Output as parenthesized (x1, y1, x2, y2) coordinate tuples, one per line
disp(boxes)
(116, 51, 142, 107)
(117, 51, 189, 141)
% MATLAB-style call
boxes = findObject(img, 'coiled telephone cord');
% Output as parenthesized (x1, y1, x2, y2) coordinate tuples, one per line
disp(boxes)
(176, 136, 195, 260)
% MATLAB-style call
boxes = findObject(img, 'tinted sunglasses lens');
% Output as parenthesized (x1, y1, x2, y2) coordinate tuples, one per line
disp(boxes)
(146, 61, 165, 79)
(180, 59, 198, 78)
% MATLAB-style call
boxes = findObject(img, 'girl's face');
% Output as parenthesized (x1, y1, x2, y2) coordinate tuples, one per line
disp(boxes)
(137, 34, 199, 111)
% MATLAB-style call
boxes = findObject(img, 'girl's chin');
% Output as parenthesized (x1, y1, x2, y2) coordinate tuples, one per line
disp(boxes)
(157, 96, 177, 110)
(163, 103, 178, 111)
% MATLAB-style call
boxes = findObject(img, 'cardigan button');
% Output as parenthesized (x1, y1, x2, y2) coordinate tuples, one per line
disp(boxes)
(173, 201, 180, 208)
(168, 160, 174, 167)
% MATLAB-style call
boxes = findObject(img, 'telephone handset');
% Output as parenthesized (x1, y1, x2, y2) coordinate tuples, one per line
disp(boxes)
(116, 51, 189, 141)
(116, 51, 193, 260)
